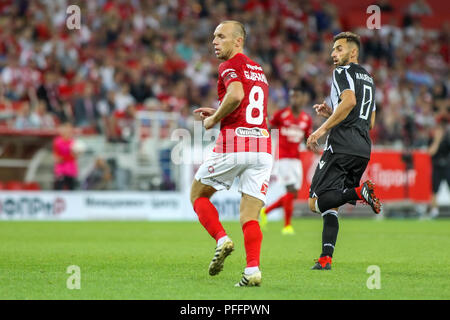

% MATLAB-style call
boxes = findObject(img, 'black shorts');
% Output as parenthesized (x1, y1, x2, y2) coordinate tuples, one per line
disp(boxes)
(54, 176, 77, 190)
(432, 164, 450, 193)
(309, 151, 369, 199)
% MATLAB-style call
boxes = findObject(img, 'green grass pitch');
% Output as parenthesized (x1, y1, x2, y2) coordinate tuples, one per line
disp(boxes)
(0, 218, 449, 300)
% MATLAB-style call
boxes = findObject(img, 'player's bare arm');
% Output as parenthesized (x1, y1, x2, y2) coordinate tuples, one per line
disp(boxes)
(370, 110, 376, 130)
(307, 90, 357, 151)
(313, 101, 332, 118)
(203, 81, 244, 130)
(428, 124, 444, 156)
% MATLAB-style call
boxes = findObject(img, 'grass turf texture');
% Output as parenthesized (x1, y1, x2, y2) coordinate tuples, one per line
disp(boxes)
(0, 218, 449, 300)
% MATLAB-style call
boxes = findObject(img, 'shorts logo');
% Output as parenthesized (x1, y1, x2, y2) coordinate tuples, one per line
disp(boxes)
(235, 127, 269, 138)
(208, 166, 215, 173)
(260, 180, 269, 195)
(319, 160, 326, 169)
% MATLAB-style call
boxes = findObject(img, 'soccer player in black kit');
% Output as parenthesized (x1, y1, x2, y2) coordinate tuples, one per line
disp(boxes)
(306, 32, 381, 270)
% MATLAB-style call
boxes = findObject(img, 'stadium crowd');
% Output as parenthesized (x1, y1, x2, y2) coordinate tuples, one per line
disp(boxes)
(0, 0, 448, 148)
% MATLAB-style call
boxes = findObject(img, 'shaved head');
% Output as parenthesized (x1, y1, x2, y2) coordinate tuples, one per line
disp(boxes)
(219, 20, 246, 44)
(212, 20, 246, 60)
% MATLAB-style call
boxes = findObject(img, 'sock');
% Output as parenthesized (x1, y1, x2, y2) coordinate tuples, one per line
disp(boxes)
(321, 210, 339, 257)
(265, 194, 285, 214)
(217, 235, 229, 247)
(282, 192, 295, 227)
(317, 188, 360, 213)
(242, 220, 263, 267)
(193, 197, 227, 242)
(244, 266, 260, 275)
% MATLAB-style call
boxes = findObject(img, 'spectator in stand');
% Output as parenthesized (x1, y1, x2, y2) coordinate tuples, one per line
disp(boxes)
(112, 104, 136, 143)
(97, 90, 119, 142)
(82, 157, 113, 190)
(0, 0, 447, 151)
(376, 0, 394, 12)
(73, 82, 100, 131)
(114, 84, 136, 113)
(36, 72, 66, 122)
(53, 121, 79, 190)
(408, 0, 433, 16)
(29, 99, 56, 129)
(14, 101, 34, 129)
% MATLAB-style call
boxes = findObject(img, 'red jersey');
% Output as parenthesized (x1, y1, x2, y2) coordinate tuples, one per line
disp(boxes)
(270, 107, 313, 159)
(213, 53, 271, 154)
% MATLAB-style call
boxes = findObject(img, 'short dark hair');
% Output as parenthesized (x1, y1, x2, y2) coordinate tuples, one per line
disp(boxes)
(221, 20, 246, 42)
(333, 31, 360, 52)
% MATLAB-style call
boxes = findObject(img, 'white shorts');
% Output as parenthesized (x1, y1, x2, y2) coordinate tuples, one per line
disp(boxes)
(195, 152, 273, 204)
(274, 158, 303, 190)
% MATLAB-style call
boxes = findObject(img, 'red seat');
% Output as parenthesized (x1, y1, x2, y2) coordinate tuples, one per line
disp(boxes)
(23, 181, 41, 190)
(5, 181, 24, 190)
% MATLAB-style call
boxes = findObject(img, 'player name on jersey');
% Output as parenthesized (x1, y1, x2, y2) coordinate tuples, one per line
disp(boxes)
(355, 72, 374, 84)
(243, 70, 268, 85)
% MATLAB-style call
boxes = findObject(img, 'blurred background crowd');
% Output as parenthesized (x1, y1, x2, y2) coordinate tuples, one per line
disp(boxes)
(0, 0, 448, 144)
(0, 0, 448, 193)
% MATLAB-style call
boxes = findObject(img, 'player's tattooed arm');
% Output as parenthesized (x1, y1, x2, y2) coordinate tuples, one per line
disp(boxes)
(307, 90, 356, 151)
(203, 81, 244, 130)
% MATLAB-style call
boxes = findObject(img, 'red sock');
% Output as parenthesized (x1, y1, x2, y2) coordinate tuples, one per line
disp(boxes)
(282, 192, 295, 227)
(242, 220, 263, 267)
(193, 197, 227, 242)
(266, 194, 285, 214)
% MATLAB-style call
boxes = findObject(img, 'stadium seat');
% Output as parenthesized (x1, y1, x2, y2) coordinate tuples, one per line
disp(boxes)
(5, 181, 24, 190)
(23, 182, 41, 190)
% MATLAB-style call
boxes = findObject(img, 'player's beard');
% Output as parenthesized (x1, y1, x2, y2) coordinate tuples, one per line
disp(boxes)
(217, 46, 232, 60)
(337, 53, 351, 66)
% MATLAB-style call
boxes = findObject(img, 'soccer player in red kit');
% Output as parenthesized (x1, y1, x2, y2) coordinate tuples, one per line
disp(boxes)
(260, 87, 313, 234)
(191, 21, 272, 287)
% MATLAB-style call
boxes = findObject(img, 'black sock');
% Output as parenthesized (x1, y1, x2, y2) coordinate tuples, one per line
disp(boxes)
(317, 188, 359, 213)
(321, 212, 339, 258)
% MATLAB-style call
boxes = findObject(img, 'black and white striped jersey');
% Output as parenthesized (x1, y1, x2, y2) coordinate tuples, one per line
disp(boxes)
(325, 62, 376, 159)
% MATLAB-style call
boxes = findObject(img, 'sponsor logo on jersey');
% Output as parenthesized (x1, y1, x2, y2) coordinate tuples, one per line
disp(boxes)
(208, 166, 215, 174)
(235, 127, 270, 138)
(246, 64, 263, 71)
(280, 126, 305, 141)
(319, 160, 326, 169)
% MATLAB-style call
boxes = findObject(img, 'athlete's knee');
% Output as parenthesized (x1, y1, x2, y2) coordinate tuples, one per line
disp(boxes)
(239, 194, 263, 226)
(190, 179, 215, 205)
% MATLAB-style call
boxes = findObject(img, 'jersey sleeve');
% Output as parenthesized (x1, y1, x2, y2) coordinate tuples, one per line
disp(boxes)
(333, 68, 355, 94)
(218, 61, 242, 88)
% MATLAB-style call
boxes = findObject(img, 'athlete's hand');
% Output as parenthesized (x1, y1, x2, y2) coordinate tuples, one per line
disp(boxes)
(306, 128, 326, 152)
(313, 101, 332, 118)
(193, 107, 216, 120)
(203, 116, 217, 130)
